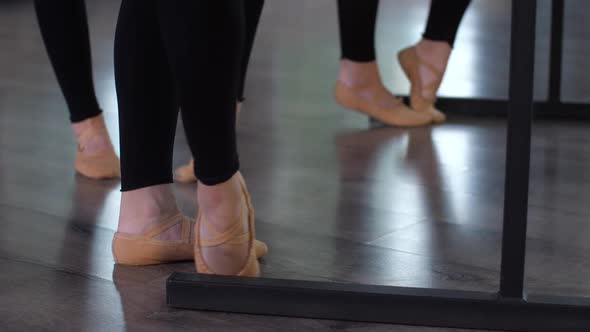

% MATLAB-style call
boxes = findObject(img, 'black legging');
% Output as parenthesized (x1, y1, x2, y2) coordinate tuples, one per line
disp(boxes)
(34, 0, 101, 123)
(34, 0, 263, 123)
(337, 0, 471, 62)
(239, 0, 265, 102)
(115, 0, 259, 191)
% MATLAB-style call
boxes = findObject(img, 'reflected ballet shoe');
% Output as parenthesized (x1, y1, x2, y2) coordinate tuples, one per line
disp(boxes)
(174, 159, 197, 183)
(74, 124, 120, 179)
(398, 46, 446, 123)
(334, 80, 432, 127)
(195, 173, 261, 276)
(113, 212, 267, 266)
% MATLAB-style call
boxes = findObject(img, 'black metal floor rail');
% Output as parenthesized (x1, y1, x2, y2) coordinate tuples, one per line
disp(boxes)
(167, 1, 590, 331)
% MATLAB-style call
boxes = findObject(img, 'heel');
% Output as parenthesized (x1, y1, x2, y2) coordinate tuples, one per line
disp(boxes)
(334, 80, 360, 110)
(74, 121, 120, 179)
(194, 173, 260, 277)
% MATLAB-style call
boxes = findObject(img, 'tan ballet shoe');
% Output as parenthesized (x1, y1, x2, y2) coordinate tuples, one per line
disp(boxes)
(113, 212, 267, 266)
(398, 46, 446, 123)
(195, 173, 261, 276)
(174, 159, 198, 183)
(74, 123, 120, 179)
(113, 213, 193, 266)
(334, 80, 433, 127)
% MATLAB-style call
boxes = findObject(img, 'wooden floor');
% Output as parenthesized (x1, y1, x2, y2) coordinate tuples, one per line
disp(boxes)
(1, 0, 590, 331)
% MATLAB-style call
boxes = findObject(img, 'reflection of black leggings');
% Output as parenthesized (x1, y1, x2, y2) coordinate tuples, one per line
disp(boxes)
(34, 0, 263, 123)
(337, 0, 471, 62)
(115, 0, 262, 191)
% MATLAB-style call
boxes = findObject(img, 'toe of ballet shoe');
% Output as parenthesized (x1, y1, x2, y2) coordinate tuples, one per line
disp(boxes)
(377, 104, 433, 127)
(254, 239, 268, 258)
(430, 107, 446, 123)
(365, 104, 433, 127)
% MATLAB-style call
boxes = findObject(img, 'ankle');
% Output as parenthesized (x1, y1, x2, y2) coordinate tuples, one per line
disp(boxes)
(338, 59, 381, 88)
(415, 39, 451, 71)
(118, 184, 180, 234)
(197, 173, 243, 222)
(72, 114, 106, 138)
(72, 114, 114, 155)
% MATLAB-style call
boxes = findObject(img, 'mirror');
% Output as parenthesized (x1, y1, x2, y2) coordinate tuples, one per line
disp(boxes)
(1, 0, 589, 330)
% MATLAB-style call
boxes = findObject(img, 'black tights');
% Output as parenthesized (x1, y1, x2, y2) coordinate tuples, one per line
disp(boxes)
(34, 0, 263, 123)
(337, 0, 471, 62)
(34, 0, 101, 123)
(115, 0, 262, 191)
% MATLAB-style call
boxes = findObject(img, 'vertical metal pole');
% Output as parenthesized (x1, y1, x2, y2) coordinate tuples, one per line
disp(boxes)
(548, 0, 564, 102)
(499, 0, 537, 299)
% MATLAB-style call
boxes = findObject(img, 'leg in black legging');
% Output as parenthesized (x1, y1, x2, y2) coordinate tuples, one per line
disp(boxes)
(34, 0, 101, 123)
(336, 0, 470, 60)
(35, 0, 119, 179)
(337, 0, 378, 62)
(115, 0, 257, 275)
(238, 0, 265, 102)
(155, 1, 244, 185)
(174, 0, 264, 184)
(114, 0, 178, 191)
(115, 0, 243, 190)
(423, 0, 471, 47)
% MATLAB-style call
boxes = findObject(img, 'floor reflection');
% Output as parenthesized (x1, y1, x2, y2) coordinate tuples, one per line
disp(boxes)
(333, 123, 503, 288)
(333, 126, 441, 285)
(48, 175, 122, 329)
(58, 175, 120, 278)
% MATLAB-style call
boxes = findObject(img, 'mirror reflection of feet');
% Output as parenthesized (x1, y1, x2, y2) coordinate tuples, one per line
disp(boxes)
(398, 45, 448, 123)
(335, 60, 433, 127)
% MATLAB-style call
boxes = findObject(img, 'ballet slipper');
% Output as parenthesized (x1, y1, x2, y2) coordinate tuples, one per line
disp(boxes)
(334, 80, 433, 127)
(74, 122, 120, 179)
(195, 173, 261, 276)
(174, 159, 198, 183)
(398, 46, 446, 123)
(113, 212, 267, 266)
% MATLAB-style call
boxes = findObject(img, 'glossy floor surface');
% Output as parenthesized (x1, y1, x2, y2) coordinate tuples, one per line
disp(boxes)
(1, 0, 589, 331)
